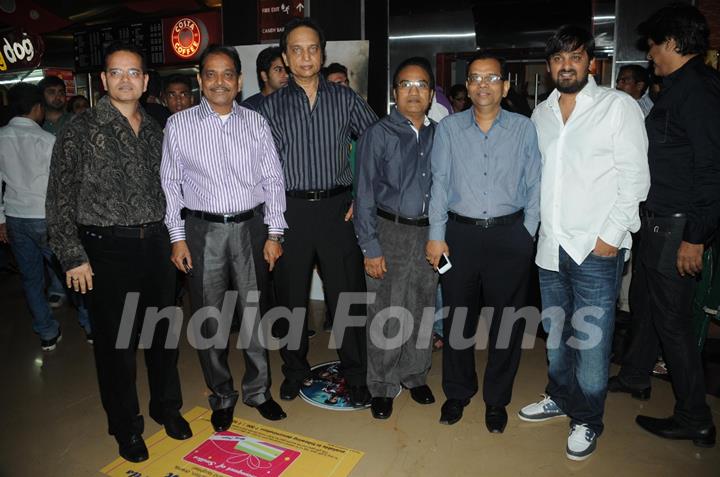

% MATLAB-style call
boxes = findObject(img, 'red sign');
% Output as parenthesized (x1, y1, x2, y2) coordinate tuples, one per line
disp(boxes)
(0, 30, 44, 72)
(171, 18, 202, 58)
(259, 0, 305, 42)
(162, 11, 221, 64)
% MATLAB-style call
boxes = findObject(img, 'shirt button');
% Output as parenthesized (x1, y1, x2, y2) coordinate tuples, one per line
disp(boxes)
(484, 136, 488, 140)
(425, 194, 429, 197)
(420, 152, 424, 156)
(483, 192, 487, 195)
(484, 154, 488, 158)
(484, 172, 487, 176)
(483, 211, 487, 214)
(422, 173, 426, 177)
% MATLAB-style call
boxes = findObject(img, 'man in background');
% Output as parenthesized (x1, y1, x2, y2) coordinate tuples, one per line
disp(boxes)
(616, 64, 653, 117)
(242, 46, 288, 111)
(162, 75, 194, 114)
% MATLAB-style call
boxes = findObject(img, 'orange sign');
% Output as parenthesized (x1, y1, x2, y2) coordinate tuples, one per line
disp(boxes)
(171, 17, 202, 58)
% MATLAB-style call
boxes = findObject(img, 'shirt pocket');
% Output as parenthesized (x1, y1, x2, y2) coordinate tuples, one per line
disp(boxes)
(646, 107, 669, 144)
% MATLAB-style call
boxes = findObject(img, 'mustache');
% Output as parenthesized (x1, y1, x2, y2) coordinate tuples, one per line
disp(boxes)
(558, 69, 577, 75)
(210, 86, 231, 92)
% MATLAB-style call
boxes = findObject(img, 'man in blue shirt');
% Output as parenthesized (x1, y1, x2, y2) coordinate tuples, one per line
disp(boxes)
(355, 57, 438, 420)
(426, 52, 541, 431)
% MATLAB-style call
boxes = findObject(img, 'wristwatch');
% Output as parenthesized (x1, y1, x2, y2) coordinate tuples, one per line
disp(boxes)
(267, 234, 285, 244)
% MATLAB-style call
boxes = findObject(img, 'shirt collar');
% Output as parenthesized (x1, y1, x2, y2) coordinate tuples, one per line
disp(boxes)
(462, 106, 508, 131)
(663, 55, 703, 88)
(9, 116, 42, 128)
(95, 95, 152, 128)
(548, 74, 599, 107)
(197, 96, 243, 120)
(287, 74, 329, 94)
(389, 106, 430, 128)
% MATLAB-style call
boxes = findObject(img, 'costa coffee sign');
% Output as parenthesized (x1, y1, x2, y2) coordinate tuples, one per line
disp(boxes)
(0, 30, 44, 72)
(162, 11, 220, 63)
(171, 18, 203, 58)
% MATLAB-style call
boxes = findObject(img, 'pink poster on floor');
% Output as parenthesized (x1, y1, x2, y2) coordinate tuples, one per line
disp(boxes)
(183, 431, 301, 477)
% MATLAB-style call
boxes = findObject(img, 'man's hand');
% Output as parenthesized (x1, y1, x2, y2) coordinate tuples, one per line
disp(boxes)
(364, 256, 387, 279)
(344, 202, 354, 222)
(677, 241, 704, 277)
(66, 262, 94, 294)
(426, 240, 449, 270)
(0, 223, 8, 243)
(171, 241, 193, 273)
(593, 237, 618, 257)
(264, 240, 283, 271)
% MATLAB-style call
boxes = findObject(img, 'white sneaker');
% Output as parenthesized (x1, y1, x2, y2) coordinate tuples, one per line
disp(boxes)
(518, 394, 566, 422)
(566, 423, 597, 461)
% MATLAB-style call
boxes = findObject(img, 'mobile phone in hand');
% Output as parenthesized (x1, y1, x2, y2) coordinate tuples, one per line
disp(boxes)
(438, 253, 452, 274)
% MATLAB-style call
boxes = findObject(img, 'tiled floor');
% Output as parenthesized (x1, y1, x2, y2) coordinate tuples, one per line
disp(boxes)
(1, 271, 718, 476)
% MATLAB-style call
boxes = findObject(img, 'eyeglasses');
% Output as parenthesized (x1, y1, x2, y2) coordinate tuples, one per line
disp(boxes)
(396, 80, 429, 90)
(467, 74, 504, 85)
(106, 68, 143, 79)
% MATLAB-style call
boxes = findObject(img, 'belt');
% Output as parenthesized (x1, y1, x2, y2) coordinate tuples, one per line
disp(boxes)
(377, 208, 429, 227)
(640, 208, 686, 219)
(182, 206, 258, 224)
(286, 185, 351, 201)
(80, 221, 164, 239)
(448, 209, 523, 228)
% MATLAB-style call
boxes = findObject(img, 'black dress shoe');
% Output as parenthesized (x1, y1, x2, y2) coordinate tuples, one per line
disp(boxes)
(485, 405, 508, 433)
(163, 413, 192, 440)
(256, 399, 287, 421)
(116, 434, 149, 463)
(608, 376, 651, 400)
(409, 385, 435, 405)
(371, 397, 393, 419)
(636, 415, 716, 448)
(280, 379, 301, 401)
(439, 399, 470, 425)
(211, 407, 234, 432)
(348, 385, 371, 407)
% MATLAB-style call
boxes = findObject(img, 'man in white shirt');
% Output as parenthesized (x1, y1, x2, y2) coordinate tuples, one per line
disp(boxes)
(517, 26, 650, 461)
(0, 83, 63, 350)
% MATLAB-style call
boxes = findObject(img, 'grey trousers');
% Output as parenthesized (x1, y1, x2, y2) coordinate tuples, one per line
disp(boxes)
(366, 218, 437, 398)
(185, 213, 271, 410)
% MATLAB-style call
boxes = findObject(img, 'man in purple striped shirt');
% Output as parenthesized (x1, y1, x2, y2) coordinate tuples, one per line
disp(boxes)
(160, 45, 288, 430)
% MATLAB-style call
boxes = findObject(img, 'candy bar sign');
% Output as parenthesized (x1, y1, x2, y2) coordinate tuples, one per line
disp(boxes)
(0, 30, 44, 72)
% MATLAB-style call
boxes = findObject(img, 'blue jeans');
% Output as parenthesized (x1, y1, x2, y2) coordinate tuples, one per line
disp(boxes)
(6, 217, 91, 338)
(6, 217, 60, 340)
(540, 246, 624, 436)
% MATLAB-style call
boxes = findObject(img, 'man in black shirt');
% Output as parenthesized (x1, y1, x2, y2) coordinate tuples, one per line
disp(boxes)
(609, 4, 717, 447)
(258, 18, 377, 406)
(46, 43, 190, 462)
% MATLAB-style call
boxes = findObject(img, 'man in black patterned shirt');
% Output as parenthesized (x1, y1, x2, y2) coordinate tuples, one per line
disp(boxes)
(46, 42, 190, 463)
(258, 18, 377, 406)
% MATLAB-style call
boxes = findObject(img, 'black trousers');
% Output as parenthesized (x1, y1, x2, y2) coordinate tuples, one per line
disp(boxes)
(273, 191, 367, 386)
(441, 218, 534, 406)
(619, 216, 712, 427)
(81, 226, 182, 438)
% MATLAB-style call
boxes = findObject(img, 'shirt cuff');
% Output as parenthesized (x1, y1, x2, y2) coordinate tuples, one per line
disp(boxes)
(168, 225, 186, 243)
(598, 220, 627, 248)
(268, 227, 284, 235)
(359, 239, 382, 258)
(429, 224, 446, 242)
(523, 218, 539, 238)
